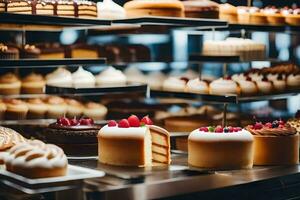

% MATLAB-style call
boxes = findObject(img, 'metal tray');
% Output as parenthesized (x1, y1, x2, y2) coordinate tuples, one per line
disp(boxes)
(45, 83, 148, 96)
(0, 165, 105, 194)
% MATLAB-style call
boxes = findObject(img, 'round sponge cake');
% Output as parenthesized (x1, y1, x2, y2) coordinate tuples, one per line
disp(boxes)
(188, 126, 254, 169)
(124, 0, 185, 18)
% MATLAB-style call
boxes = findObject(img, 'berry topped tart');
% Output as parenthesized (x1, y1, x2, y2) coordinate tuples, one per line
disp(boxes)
(98, 115, 170, 167)
(188, 125, 254, 170)
(42, 117, 103, 156)
(246, 120, 299, 165)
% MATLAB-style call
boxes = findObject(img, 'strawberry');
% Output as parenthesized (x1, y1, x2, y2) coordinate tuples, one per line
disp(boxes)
(128, 115, 140, 127)
(108, 120, 117, 127)
(70, 118, 79, 126)
(254, 122, 263, 130)
(141, 116, 153, 125)
(199, 127, 209, 132)
(118, 119, 130, 128)
(215, 126, 223, 133)
(59, 117, 71, 126)
(265, 122, 272, 128)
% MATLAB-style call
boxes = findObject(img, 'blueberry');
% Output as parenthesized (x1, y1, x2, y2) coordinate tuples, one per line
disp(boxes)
(272, 121, 279, 128)
(224, 127, 229, 133)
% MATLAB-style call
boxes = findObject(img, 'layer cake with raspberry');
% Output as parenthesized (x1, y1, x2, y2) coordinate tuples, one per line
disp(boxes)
(98, 115, 171, 167)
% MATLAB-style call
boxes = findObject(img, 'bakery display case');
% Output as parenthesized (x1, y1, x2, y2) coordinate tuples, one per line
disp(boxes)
(0, 0, 300, 199)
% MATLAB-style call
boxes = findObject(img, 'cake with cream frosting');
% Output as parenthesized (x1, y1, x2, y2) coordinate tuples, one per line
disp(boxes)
(96, 66, 127, 86)
(97, 0, 126, 19)
(72, 66, 95, 88)
(188, 125, 254, 169)
(98, 115, 170, 167)
(209, 77, 240, 95)
(246, 120, 299, 165)
(46, 67, 73, 87)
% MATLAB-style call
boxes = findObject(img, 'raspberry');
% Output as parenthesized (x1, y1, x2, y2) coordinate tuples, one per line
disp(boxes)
(70, 118, 79, 126)
(128, 115, 140, 127)
(118, 119, 130, 128)
(265, 122, 272, 128)
(108, 120, 117, 127)
(254, 122, 263, 130)
(59, 117, 71, 126)
(215, 126, 223, 133)
(141, 116, 153, 125)
(233, 127, 242, 132)
(79, 118, 94, 125)
(199, 127, 209, 132)
(278, 120, 285, 125)
(228, 126, 234, 132)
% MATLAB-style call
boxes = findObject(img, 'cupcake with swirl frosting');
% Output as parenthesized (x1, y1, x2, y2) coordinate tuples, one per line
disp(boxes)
(246, 120, 299, 165)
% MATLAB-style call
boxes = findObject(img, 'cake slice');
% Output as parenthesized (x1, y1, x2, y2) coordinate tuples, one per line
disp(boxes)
(98, 115, 170, 167)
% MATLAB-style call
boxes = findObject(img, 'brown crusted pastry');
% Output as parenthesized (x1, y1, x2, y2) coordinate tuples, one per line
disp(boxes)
(36, 43, 65, 59)
(0, 100, 6, 120)
(26, 98, 48, 119)
(182, 0, 219, 19)
(45, 96, 67, 119)
(5, 140, 68, 178)
(21, 72, 45, 94)
(4, 99, 28, 120)
(0, 73, 21, 95)
(0, 126, 26, 164)
(0, 43, 19, 60)
(247, 121, 299, 165)
(219, 3, 237, 23)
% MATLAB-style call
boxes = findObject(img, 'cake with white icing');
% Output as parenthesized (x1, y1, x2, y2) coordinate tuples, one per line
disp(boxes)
(188, 125, 254, 169)
(98, 115, 170, 167)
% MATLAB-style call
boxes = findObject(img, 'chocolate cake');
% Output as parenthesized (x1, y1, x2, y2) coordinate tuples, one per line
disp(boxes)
(20, 44, 41, 59)
(42, 117, 103, 156)
(5, 0, 97, 18)
(0, 43, 19, 59)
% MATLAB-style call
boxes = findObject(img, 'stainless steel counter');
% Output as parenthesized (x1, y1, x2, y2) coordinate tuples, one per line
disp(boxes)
(69, 154, 300, 200)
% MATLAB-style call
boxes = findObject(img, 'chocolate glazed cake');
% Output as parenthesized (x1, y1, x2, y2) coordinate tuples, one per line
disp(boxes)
(6, 0, 97, 18)
(42, 117, 103, 156)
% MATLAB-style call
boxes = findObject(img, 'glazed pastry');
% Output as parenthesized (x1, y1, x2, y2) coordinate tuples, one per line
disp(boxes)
(0, 126, 26, 164)
(124, 66, 146, 84)
(237, 77, 258, 96)
(26, 98, 48, 119)
(124, 0, 185, 18)
(247, 120, 299, 165)
(272, 74, 286, 92)
(72, 67, 96, 88)
(97, 0, 126, 19)
(188, 126, 254, 169)
(0, 100, 6, 120)
(146, 71, 166, 90)
(96, 66, 127, 86)
(0, 43, 19, 59)
(219, 3, 237, 23)
(286, 71, 300, 89)
(5, 140, 68, 178)
(98, 115, 170, 166)
(4, 99, 28, 120)
(21, 72, 45, 94)
(162, 77, 188, 92)
(83, 102, 107, 120)
(0, 73, 21, 95)
(65, 98, 84, 118)
(209, 78, 240, 95)
(45, 96, 67, 119)
(182, 0, 219, 19)
(46, 67, 73, 87)
(255, 76, 273, 94)
(186, 78, 209, 94)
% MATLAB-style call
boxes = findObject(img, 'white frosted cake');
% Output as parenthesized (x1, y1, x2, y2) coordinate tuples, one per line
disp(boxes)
(202, 37, 266, 61)
(98, 115, 170, 167)
(188, 126, 254, 169)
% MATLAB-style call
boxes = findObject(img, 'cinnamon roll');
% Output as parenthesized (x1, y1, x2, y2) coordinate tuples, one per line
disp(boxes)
(5, 140, 68, 178)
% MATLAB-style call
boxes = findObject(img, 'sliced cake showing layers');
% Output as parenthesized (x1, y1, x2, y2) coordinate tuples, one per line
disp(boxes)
(98, 115, 171, 167)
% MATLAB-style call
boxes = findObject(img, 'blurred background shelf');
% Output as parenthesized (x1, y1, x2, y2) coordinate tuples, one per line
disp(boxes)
(0, 58, 106, 68)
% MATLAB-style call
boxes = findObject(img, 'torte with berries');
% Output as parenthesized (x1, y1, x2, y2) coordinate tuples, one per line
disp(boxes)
(43, 117, 102, 156)
(246, 120, 299, 166)
(98, 115, 171, 167)
(188, 125, 254, 169)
